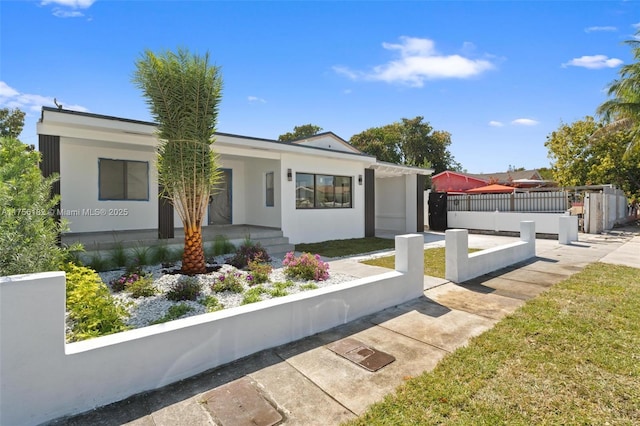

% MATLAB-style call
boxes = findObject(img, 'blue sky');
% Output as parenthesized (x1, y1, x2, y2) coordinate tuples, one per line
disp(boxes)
(1, 0, 639, 173)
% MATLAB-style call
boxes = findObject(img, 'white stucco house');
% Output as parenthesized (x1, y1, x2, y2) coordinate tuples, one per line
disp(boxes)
(37, 107, 432, 246)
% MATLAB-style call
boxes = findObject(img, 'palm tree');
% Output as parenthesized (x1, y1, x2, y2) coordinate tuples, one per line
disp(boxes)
(596, 33, 640, 153)
(133, 48, 223, 274)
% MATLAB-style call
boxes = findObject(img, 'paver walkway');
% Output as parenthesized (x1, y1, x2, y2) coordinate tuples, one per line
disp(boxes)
(49, 226, 640, 426)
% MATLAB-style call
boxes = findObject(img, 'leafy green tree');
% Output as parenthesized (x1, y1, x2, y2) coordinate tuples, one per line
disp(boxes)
(278, 124, 323, 142)
(349, 116, 461, 173)
(544, 116, 640, 194)
(0, 107, 26, 138)
(596, 30, 640, 153)
(133, 48, 223, 275)
(0, 136, 67, 275)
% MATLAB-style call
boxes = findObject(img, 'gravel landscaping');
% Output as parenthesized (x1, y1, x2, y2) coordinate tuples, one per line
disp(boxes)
(96, 255, 358, 329)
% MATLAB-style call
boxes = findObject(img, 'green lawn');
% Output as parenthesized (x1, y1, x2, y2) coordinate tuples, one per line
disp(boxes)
(295, 237, 396, 258)
(362, 247, 480, 278)
(344, 262, 640, 425)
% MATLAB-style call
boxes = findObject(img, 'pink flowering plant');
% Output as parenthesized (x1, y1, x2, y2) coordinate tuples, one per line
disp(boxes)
(211, 270, 246, 293)
(109, 263, 150, 293)
(282, 252, 330, 281)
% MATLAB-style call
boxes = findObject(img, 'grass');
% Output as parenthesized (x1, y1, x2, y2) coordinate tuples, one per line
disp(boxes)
(295, 237, 396, 258)
(344, 262, 640, 425)
(361, 247, 481, 278)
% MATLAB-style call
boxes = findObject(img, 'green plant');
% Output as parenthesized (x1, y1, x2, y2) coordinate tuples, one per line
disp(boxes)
(62, 262, 129, 342)
(150, 243, 172, 265)
(299, 282, 319, 291)
(131, 245, 151, 266)
(108, 242, 128, 268)
(109, 263, 150, 293)
(228, 237, 271, 269)
(247, 255, 273, 284)
(295, 237, 396, 258)
(207, 235, 235, 257)
(150, 303, 194, 324)
(126, 276, 157, 298)
(283, 252, 330, 281)
(167, 276, 202, 301)
(199, 295, 224, 312)
(211, 270, 245, 293)
(241, 285, 266, 305)
(268, 281, 293, 298)
(87, 251, 112, 272)
(0, 134, 69, 276)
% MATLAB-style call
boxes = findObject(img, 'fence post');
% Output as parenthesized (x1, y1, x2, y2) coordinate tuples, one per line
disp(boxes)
(445, 229, 468, 283)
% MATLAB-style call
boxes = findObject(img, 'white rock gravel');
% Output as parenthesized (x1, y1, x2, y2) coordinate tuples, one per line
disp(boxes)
(96, 256, 358, 329)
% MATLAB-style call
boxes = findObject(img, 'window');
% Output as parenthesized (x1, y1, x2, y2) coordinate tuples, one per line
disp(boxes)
(296, 173, 352, 209)
(266, 171, 274, 207)
(99, 159, 149, 200)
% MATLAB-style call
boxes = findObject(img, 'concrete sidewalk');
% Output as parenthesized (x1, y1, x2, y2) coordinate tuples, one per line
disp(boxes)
(49, 225, 640, 426)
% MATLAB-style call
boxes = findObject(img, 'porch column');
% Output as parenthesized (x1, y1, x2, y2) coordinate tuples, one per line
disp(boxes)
(405, 174, 417, 233)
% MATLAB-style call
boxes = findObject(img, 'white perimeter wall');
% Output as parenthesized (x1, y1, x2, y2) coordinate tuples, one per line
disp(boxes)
(60, 137, 158, 233)
(0, 235, 424, 426)
(280, 152, 368, 244)
(448, 211, 565, 234)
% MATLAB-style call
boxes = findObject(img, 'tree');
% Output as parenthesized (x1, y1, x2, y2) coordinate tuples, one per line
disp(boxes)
(349, 116, 462, 173)
(133, 48, 223, 275)
(544, 116, 640, 194)
(0, 135, 67, 275)
(278, 124, 323, 142)
(0, 107, 26, 138)
(596, 30, 640, 153)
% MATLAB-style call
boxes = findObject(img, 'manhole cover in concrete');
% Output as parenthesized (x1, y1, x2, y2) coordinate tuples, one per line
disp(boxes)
(327, 337, 395, 372)
(202, 377, 283, 426)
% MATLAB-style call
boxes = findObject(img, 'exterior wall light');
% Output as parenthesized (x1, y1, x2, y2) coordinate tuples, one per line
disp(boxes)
(358, 174, 363, 185)
(287, 169, 292, 181)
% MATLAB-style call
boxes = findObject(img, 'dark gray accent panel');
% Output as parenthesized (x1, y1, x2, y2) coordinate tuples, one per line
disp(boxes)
(417, 174, 425, 232)
(364, 168, 375, 237)
(158, 185, 174, 239)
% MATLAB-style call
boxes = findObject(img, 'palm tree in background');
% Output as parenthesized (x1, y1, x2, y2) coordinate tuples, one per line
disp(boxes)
(134, 48, 223, 274)
(596, 32, 640, 154)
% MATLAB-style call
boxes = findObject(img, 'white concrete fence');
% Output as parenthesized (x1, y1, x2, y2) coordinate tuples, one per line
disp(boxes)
(0, 235, 424, 426)
(445, 221, 536, 283)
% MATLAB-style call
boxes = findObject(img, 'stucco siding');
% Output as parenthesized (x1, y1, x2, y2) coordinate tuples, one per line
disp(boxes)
(376, 176, 406, 232)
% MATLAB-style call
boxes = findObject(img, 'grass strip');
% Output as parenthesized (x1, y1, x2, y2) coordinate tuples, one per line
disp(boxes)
(295, 237, 396, 258)
(362, 247, 480, 279)
(344, 263, 640, 425)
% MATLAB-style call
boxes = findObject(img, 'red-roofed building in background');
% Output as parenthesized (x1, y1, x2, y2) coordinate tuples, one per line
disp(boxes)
(431, 169, 551, 193)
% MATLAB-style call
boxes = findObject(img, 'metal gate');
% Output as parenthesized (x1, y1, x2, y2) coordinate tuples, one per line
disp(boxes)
(428, 192, 447, 231)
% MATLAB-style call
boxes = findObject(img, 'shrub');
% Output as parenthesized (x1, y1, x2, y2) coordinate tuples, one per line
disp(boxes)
(150, 243, 172, 265)
(62, 262, 129, 342)
(167, 276, 202, 301)
(208, 235, 235, 257)
(228, 237, 271, 269)
(109, 263, 151, 293)
(87, 252, 112, 272)
(268, 281, 293, 298)
(247, 255, 273, 284)
(299, 282, 319, 291)
(126, 276, 157, 298)
(211, 270, 245, 293)
(199, 295, 224, 312)
(0, 135, 69, 276)
(108, 242, 128, 268)
(242, 285, 266, 305)
(282, 252, 330, 281)
(151, 303, 193, 324)
(131, 245, 151, 266)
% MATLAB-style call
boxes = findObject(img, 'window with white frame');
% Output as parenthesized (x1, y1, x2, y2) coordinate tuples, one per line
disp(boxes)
(99, 159, 149, 200)
(296, 173, 352, 209)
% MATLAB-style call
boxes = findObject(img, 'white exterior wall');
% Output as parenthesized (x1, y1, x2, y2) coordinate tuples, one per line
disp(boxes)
(447, 211, 564, 234)
(376, 176, 406, 232)
(243, 158, 281, 228)
(59, 137, 158, 233)
(280, 152, 367, 244)
(0, 235, 424, 426)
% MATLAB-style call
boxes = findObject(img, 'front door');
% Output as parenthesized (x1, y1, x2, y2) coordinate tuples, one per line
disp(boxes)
(428, 192, 448, 231)
(209, 169, 232, 225)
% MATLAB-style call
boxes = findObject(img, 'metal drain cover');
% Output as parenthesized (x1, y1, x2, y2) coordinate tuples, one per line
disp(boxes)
(327, 337, 395, 372)
(202, 377, 283, 426)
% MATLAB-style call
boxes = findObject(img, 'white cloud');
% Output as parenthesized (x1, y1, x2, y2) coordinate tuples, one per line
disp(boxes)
(247, 96, 266, 104)
(562, 55, 623, 69)
(488, 120, 504, 127)
(0, 81, 88, 113)
(333, 36, 495, 87)
(41, 0, 95, 18)
(584, 26, 617, 32)
(511, 118, 539, 126)
(343, 89, 352, 95)
(633, 22, 640, 29)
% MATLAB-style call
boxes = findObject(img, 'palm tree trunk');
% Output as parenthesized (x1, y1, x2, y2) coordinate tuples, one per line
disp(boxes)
(182, 226, 206, 274)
